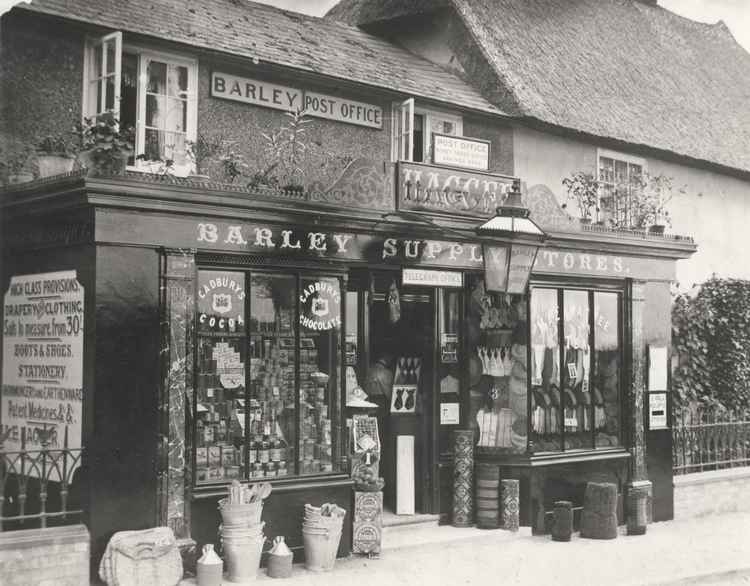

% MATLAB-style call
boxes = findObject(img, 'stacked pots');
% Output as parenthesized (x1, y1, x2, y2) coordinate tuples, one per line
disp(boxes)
(302, 503, 347, 572)
(218, 481, 271, 583)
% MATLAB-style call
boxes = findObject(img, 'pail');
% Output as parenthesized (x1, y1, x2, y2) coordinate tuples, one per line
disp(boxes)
(221, 521, 264, 540)
(219, 500, 263, 526)
(302, 527, 342, 572)
(223, 532, 264, 583)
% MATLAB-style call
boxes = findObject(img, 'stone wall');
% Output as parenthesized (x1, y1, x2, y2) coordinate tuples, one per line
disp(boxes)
(673, 468, 750, 519)
(0, 524, 89, 586)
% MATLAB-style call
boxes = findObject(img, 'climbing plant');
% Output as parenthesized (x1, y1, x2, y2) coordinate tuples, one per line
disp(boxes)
(672, 277, 750, 414)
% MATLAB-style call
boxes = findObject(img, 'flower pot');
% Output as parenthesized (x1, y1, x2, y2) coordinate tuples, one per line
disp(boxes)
(648, 224, 666, 235)
(77, 149, 128, 176)
(37, 154, 75, 178)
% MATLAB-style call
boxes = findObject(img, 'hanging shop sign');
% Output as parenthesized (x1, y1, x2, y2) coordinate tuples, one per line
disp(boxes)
(440, 403, 460, 425)
(211, 72, 383, 129)
(299, 280, 341, 331)
(397, 161, 514, 218)
(1, 271, 84, 459)
(402, 268, 463, 288)
(649, 392, 668, 430)
(197, 271, 246, 334)
(440, 333, 459, 363)
(432, 133, 490, 171)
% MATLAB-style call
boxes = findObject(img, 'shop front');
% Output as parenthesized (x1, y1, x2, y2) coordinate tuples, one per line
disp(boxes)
(0, 170, 695, 564)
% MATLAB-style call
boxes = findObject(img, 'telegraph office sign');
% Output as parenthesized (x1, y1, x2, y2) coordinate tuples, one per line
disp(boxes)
(211, 72, 383, 129)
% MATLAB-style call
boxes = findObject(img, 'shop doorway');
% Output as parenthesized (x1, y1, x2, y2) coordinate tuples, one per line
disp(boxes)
(369, 285, 437, 515)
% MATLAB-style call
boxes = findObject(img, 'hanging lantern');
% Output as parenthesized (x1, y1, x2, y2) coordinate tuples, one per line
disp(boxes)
(475, 179, 546, 294)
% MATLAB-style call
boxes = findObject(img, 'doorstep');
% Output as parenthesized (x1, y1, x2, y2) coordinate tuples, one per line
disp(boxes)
(381, 509, 526, 551)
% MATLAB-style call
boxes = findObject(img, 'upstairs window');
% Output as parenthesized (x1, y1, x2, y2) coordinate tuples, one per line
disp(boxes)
(84, 32, 197, 175)
(598, 149, 645, 228)
(392, 99, 463, 163)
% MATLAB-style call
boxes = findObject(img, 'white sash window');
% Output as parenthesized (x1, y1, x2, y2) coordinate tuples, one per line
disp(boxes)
(84, 33, 197, 175)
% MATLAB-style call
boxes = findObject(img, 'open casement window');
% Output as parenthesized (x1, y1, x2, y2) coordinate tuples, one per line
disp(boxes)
(393, 98, 414, 162)
(84, 32, 122, 119)
(392, 99, 464, 163)
(84, 33, 197, 176)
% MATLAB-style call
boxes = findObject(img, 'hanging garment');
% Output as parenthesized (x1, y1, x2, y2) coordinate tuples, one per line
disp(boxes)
(387, 280, 401, 324)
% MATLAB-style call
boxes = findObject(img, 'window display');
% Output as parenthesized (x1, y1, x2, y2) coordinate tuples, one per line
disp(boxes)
(467, 276, 528, 454)
(195, 270, 342, 485)
(530, 288, 561, 452)
(529, 286, 622, 453)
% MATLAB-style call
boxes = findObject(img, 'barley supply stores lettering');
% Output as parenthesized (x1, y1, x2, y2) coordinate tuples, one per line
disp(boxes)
(190, 220, 673, 280)
(2, 271, 84, 458)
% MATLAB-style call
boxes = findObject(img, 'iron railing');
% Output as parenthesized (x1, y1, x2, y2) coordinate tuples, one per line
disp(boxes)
(0, 427, 84, 531)
(673, 410, 750, 475)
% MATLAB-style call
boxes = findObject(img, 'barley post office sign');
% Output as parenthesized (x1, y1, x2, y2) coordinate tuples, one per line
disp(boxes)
(212, 72, 383, 129)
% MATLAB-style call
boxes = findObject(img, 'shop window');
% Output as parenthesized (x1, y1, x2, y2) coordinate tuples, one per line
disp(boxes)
(530, 286, 622, 453)
(392, 98, 463, 163)
(194, 269, 342, 485)
(84, 32, 197, 176)
(598, 149, 645, 228)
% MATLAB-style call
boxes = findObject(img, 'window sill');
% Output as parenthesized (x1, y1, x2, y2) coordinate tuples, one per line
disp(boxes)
(191, 472, 353, 500)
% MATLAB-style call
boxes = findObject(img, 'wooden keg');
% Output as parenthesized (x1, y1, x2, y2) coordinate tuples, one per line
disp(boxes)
(475, 463, 501, 529)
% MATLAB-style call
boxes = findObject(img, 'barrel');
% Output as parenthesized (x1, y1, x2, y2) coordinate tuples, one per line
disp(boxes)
(475, 463, 501, 529)
(551, 500, 573, 542)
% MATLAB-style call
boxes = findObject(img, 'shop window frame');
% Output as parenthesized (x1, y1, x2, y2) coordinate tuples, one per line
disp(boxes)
(191, 262, 348, 490)
(527, 276, 626, 457)
(82, 32, 198, 176)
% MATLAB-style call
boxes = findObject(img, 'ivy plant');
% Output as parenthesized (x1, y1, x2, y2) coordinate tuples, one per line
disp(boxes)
(672, 277, 750, 415)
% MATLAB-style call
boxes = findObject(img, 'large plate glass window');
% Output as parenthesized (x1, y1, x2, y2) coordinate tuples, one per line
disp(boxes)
(84, 32, 197, 176)
(195, 269, 343, 485)
(529, 286, 622, 453)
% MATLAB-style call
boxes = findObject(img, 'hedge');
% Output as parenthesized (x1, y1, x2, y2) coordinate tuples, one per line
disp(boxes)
(672, 277, 750, 413)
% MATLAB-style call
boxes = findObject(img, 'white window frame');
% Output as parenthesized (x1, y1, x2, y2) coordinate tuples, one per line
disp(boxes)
(83, 33, 198, 176)
(596, 148, 647, 227)
(391, 99, 463, 163)
(82, 32, 122, 120)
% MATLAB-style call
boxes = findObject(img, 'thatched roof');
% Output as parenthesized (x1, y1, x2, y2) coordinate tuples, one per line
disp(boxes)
(11, 0, 504, 116)
(327, 0, 750, 174)
(326, 0, 448, 24)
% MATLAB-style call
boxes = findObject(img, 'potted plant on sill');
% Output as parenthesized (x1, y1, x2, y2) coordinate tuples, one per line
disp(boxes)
(562, 171, 600, 225)
(76, 111, 134, 177)
(186, 134, 222, 180)
(3, 143, 35, 184)
(634, 173, 684, 234)
(36, 134, 77, 178)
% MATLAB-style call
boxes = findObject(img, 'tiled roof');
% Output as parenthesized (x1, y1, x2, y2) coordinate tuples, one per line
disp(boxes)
(13, 0, 505, 116)
(327, 0, 750, 174)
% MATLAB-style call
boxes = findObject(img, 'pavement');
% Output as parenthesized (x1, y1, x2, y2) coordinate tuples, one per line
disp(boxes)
(180, 511, 750, 586)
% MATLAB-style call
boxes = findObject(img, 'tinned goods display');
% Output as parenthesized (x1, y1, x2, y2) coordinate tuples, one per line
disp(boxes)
(299, 362, 333, 474)
(195, 338, 246, 484)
